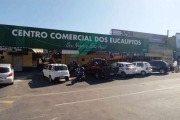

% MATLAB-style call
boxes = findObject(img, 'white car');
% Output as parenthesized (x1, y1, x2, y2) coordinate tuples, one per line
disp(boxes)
(112, 62, 137, 77)
(0, 64, 14, 84)
(43, 64, 70, 83)
(133, 61, 152, 76)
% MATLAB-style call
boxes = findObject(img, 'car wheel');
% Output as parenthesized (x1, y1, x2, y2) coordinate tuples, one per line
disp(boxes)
(65, 77, 69, 81)
(49, 76, 53, 83)
(141, 71, 146, 76)
(121, 72, 126, 78)
(159, 69, 166, 74)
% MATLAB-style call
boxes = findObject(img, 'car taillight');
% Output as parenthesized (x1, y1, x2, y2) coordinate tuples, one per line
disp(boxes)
(126, 68, 130, 70)
(8, 72, 13, 77)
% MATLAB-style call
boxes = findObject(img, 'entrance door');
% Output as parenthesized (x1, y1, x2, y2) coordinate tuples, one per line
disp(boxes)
(12, 56, 23, 71)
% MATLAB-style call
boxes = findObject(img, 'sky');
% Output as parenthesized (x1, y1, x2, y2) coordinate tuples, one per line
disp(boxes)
(0, 0, 180, 37)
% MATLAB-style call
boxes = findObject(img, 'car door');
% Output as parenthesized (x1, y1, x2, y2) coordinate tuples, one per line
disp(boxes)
(118, 63, 124, 73)
(43, 65, 48, 77)
(46, 65, 52, 77)
(149, 61, 156, 72)
(89, 61, 96, 72)
(136, 62, 144, 73)
(154, 61, 160, 71)
(133, 62, 138, 71)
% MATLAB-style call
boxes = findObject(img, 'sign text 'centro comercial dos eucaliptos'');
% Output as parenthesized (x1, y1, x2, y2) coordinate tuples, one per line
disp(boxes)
(0, 24, 149, 53)
(12, 29, 141, 45)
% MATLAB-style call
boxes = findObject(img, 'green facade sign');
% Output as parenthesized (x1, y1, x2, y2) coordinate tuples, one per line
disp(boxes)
(0, 24, 149, 53)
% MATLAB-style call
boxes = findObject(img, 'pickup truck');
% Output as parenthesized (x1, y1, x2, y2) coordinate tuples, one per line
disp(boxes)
(43, 64, 70, 83)
(83, 58, 118, 79)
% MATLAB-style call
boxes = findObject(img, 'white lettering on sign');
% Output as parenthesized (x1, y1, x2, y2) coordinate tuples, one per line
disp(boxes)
(12, 29, 18, 36)
(31, 31, 35, 37)
(66, 42, 73, 48)
(11, 29, 144, 46)
(50, 33, 55, 39)
(78, 35, 82, 40)
(18, 30, 22, 36)
(23, 30, 30, 37)
(62, 34, 69, 39)
(35, 31, 41, 38)
(73, 34, 77, 40)
(12, 29, 48, 38)
(55, 33, 61, 39)
(41, 32, 47, 38)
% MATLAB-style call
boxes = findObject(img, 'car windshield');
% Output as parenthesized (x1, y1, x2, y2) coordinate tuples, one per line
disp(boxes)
(126, 64, 134, 67)
(0, 67, 10, 73)
(164, 61, 169, 65)
(54, 66, 67, 71)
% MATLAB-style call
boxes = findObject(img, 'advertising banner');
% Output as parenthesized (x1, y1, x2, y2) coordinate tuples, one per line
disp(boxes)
(0, 24, 149, 53)
(111, 29, 133, 37)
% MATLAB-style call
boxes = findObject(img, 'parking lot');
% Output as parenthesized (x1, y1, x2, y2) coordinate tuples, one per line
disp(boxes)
(1, 72, 180, 120)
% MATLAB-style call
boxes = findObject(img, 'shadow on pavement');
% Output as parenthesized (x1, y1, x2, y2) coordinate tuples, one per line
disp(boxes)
(134, 74, 151, 78)
(66, 78, 82, 86)
(151, 72, 169, 76)
(0, 84, 10, 89)
(14, 72, 34, 80)
(28, 74, 66, 89)
(83, 75, 115, 85)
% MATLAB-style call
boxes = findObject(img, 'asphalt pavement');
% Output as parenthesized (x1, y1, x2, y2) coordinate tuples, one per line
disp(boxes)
(0, 72, 180, 120)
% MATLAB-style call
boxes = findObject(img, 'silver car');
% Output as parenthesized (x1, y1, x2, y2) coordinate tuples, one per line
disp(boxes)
(0, 64, 14, 85)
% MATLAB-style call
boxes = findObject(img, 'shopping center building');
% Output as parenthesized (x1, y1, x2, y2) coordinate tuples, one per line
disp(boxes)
(111, 29, 173, 64)
(167, 33, 180, 61)
(0, 24, 150, 71)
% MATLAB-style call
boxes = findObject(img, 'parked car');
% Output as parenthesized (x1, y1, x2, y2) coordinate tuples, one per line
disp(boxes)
(133, 61, 152, 76)
(0, 64, 14, 85)
(149, 60, 170, 74)
(83, 58, 119, 79)
(111, 62, 137, 78)
(43, 64, 70, 83)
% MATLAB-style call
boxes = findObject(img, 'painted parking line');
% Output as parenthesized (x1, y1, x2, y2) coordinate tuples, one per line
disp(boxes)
(55, 85, 180, 106)
(0, 100, 14, 104)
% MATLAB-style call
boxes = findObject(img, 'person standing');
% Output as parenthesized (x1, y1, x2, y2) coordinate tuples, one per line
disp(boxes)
(172, 60, 177, 73)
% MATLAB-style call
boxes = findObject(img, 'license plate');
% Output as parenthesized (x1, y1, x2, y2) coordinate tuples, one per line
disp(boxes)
(60, 76, 64, 78)
(110, 73, 114, 75)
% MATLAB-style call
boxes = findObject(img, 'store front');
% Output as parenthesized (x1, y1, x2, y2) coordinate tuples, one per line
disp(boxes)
(0, 24, 149, 71)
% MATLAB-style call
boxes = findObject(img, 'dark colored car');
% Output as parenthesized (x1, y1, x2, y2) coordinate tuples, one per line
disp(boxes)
(82, 58, 119, 79)
(149, 60, 170, 74)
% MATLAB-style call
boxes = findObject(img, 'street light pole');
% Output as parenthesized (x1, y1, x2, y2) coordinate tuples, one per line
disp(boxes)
(167, 30, 169, 49)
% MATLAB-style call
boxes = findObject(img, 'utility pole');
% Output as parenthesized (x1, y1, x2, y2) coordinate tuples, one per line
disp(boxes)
(167, 30, 169, 49)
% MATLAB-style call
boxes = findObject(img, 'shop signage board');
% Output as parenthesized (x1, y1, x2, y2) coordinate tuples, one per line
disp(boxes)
(0, 46, 22, 52)
(111, 29, 133, 37)
(0, 24, 149, 53)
